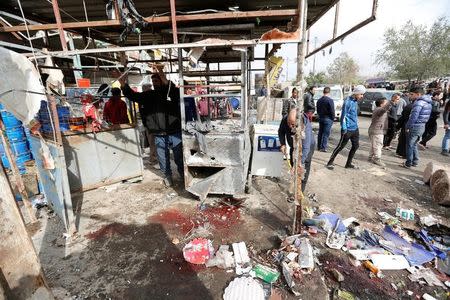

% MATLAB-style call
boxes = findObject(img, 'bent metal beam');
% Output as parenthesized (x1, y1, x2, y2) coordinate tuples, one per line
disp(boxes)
(0, 9, 298, 33)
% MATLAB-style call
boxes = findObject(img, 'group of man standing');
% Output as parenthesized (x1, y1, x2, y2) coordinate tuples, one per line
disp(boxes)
(278, 84, 442, 194)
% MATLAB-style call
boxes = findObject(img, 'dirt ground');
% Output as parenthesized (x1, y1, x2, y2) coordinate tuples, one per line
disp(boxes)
(27, 115, 449, 300)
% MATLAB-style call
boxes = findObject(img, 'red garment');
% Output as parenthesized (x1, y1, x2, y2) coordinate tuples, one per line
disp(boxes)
(103, 97, 129, 124)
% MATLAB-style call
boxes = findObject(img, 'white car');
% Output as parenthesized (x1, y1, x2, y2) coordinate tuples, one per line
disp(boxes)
(313, 85, 344, 121)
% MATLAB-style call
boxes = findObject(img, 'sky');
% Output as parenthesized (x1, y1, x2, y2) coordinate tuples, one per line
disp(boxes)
(255, 0, 450, 80)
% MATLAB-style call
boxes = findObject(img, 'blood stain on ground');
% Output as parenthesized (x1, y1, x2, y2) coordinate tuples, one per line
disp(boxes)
(148, 203, 243, 237)
(85, 222, 128, 240)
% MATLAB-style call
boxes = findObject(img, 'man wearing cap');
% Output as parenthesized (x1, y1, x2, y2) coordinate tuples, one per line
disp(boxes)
(327, 85, 366, 170)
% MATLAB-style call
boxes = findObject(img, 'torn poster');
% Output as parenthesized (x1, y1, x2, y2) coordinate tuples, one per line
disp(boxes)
(0, 48, 44, 125)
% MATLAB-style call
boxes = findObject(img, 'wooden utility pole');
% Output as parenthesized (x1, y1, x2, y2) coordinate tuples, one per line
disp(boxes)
(293, 0, 308, 234)
(0, 165, 53, 299)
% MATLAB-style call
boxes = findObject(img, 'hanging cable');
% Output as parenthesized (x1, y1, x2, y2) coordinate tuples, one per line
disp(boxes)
(17, 0, 57, 143)
(82, 0, 91, 50)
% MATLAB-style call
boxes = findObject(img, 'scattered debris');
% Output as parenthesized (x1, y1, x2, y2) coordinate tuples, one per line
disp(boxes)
(331, 268, 345, 282)
(298, 238, 314, 271)
(370, 254, 410, 270)
(223, 276, 265, 300)
(182, 238, 213, 265)
(335, 289, 355, 300)
(233, 242, 251, 275)
(172, 238, 180, 245)
(395, 207, 414, 221)
(31, 195, 47, 209)
(408, 267, 445, 287)
(206, 245, 235, 269)
(422, 293, 437, 300)
(250, 264, 280, 283)
(420, 215, 439, 227)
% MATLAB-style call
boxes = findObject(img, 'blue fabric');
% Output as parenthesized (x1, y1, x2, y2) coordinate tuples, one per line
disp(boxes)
(340, 96, 359, 131)
(318, 117, 333, 150)
(315, 213, 347, 233)
(406, 125, 425, 166)
(382, 226, 435, 266)
(154, 132, 184, 178)
(419, 230, 447, 259)
(442, 129, 450, 151)
(184, 97, 197, 122)
(406, 95, 432, 129)
(316, 96, 335, 120)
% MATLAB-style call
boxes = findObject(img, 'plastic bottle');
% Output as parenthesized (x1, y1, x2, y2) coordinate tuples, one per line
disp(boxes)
(363, 261, 380, 276)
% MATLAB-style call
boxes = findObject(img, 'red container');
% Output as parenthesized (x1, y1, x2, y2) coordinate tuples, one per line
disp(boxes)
(77, 78, 91, 88)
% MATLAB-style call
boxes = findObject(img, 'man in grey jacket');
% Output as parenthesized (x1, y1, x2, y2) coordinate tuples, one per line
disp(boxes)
(303, 86, 316, 120)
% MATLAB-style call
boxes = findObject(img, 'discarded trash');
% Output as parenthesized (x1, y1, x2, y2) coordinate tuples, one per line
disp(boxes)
(370, 254, 410, 270)
(250, 264, 280, 283)
(414, 179, 424, 185)
(381, 226, 435, 266)
(31, 195, 48, 209)
(436, 256, 450, 275)
(422, 293, 437, 300)
(418, 229, 446, 259)
(383, 197, 393, 202)
(335, 290, 355, 300)
(349, 249, 385, 261)
(206, 245, 235, 269)
(182, 238, 213, 265)
(286, 252, 298, 262)
(232, 242, 251, 275)
(378, 212, 400, 225)
(331, 268, 344, 282)
(223, 276, 265, 300)
(315, 213, 347, 233)
(172, 238, 180, 245)
(395, 207, 414, 221)
(363, 261, 382, 277)
(420, 215, 439, 227)
(326, 219, 346, 249)
(342, 217, 358, 227)
(408, 267, 445, 287)
(298, 238, 314, 271)
(406, 290, 414, 296)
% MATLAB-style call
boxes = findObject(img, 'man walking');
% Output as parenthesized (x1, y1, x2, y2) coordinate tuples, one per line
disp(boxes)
(303, 86, 316, 121)
(316, 87, 335, 152)
(419, 92, 441, 149)
(121, 66, 184, 186)
(402, 87, 432, 168)
(327, 85, 366, 170)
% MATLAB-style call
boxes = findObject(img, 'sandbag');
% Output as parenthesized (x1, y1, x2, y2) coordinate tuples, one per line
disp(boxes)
(423, 162, 445, 184)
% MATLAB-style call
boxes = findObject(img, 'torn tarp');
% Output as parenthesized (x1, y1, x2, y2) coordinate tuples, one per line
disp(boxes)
(314, 213, 347, 233)
(0, 48, 44, 125)
(381, 226, 435, 266)
(418, 229, 447, 260)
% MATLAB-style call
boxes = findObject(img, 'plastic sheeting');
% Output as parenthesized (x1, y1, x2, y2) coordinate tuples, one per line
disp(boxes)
(0, 48, 44, 125)
(381, 226, 435, 266)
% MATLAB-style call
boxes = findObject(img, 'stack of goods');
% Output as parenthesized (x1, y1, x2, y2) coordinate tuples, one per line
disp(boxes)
(37, 100, 70, 133)
(0, 103, 33, 174)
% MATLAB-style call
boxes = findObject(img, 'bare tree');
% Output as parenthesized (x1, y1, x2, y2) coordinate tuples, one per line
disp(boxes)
(327, 52, 360, 85)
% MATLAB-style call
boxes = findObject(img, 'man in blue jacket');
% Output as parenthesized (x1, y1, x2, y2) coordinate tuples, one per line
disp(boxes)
(403, 87, 432, 168)
(316, 86, 335, 152)
(327, 85, 366, 170)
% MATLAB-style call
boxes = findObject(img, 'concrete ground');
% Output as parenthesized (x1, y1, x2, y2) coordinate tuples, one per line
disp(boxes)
(27, 114, 449, 300)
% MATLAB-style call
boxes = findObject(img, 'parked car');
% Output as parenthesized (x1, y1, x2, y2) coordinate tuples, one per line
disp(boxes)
(313, 85, 344, 121)
(358, 89, 399, 115)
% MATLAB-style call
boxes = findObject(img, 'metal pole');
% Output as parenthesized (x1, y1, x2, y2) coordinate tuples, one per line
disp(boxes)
(312, 36, 317, 74)
(333, 1, 340, 39)
(169, 0, 179, 44)
(293, 0, 308, 234)
(241, 50, 248, 129)
(51, 0, 68, 51)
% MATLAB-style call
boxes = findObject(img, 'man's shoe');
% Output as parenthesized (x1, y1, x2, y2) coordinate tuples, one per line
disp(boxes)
(382, 146, 391, 151)
(412, 163, 418, 167)
(345, 164, 359, 169)
(163, 177, 174, 187)
(441, 151, 449, 156)
(401, 162, 411, 169)
(418, 143, 426, 150)
(326, 163, 335, 170)
(319, 149, 327, 152)
(372, 159, 386, 167)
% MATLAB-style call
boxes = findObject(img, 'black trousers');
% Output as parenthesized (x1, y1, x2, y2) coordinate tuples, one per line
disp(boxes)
(328, 129, 360, 167)
(420, 117, 438, 146)
(383, 117, 397, 147)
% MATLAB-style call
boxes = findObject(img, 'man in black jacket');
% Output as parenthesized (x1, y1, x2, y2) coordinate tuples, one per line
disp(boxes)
(303, 86, 316, 120)
(316, 87, 335, 152)
(120, 67, 183, 187)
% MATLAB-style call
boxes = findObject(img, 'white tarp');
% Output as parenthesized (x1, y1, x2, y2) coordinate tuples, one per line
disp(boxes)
(0, 47, 45, 125)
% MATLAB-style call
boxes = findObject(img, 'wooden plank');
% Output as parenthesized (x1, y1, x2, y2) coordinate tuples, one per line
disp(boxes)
(0, 164, 52, 299)
(0, 9, 298, 33)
